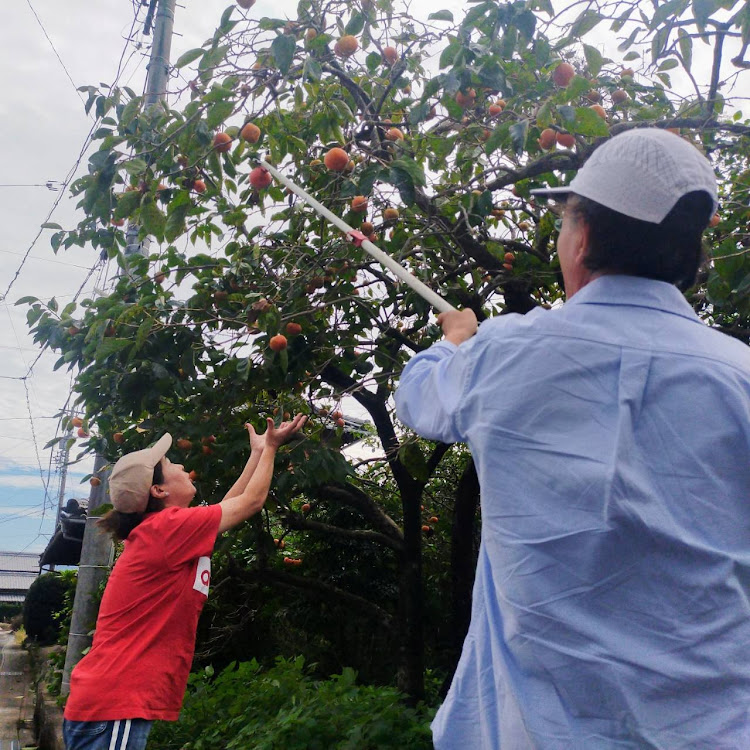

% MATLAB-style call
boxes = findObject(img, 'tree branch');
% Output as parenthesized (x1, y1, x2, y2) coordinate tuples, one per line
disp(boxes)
(284, 510, 404, 552)
(234, 565, 395, 630)
(316, 482, 404, 541)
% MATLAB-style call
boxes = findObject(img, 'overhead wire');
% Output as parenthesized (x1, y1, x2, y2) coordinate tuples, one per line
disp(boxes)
(23, 0, 86, 107)
(2, 3, 147, 303)
(2, 3, 150, 551)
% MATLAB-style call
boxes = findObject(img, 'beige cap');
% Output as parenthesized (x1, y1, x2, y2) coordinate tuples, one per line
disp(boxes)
(109, 434, 172, 513)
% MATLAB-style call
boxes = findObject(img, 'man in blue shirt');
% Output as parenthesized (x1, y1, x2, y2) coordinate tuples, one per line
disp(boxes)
(395, 128, 750, 748)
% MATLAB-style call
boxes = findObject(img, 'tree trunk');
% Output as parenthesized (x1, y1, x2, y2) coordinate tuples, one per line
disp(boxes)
(397, 482, 425, 703)
(443, 458, 480, 697)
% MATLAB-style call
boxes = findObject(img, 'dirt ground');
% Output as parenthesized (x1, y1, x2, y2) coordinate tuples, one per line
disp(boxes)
(0, 623, 35, 750)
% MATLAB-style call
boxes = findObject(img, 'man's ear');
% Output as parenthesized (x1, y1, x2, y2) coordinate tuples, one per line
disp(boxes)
(150, 484, 169, 499)
(574, 216, 590, 266)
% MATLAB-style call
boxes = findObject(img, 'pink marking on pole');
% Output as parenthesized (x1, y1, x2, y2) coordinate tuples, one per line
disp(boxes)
(348, 230, 367, 247)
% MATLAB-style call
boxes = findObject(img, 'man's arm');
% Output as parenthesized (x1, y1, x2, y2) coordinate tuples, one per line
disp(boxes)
(218, 414, 306, 533)
(394, 309, 478, 443)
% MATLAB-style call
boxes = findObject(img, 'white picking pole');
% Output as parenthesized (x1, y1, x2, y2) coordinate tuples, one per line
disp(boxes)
(259, 158, 455, 314)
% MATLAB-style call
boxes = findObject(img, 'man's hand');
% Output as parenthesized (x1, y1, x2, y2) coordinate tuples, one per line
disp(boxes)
(437, 309, 478, 346)
(264, 413, 307, 450)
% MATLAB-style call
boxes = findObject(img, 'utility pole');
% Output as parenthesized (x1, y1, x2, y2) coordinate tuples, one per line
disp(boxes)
(53, 426, 74, 530)
(125, 0, 178, 258)
(61, 454, 113, 696)
(62, 2, 179, 693)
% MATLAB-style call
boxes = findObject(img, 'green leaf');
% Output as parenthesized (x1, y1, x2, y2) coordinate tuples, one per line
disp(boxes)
(216, 5, 238, 37)
(391, 158, 426, 187)
(398, 442, 429, 482)
(650, 0, 689, 28)
(692, 0, 717, 27)
(409, 101, 431, 126)
(115, 189, 142, 219)
(365, 51, 381, 73)
(558, 75, 591, 103)
(122, 157, 147, 176)
(571, 10, 603, 37)
(304, 58, 322, 81)
(658, 58, 680, 71)
(515, 10, 537, 39)
(480, 127, 501, 157)
(134, 320, 152, 352)
(140, 200, 166, 240)
(535, 0, 554, 17)
(120, 96, 142, 129)
(510, 119, 529, 154)
(583, 44, 605, 77)
(165, 201, 190, 243)
(206, 100, 234, 130)
(478, 60, 506, 92)
(95, 338, 132, 361)
(345, 11, 365, 36)
(611, 7, 634, 32)
(175, 48, 204, 69)
(623, 51, 641, 61)
(428, 10, 454, 21)
(618, 27, 640, 52)
(271, 34, 296, 75)
(439, 41, 461, 69)
(651, 26, 670, 63)
(571, 107, 610, 136)
(199, 44, 229, 73)
(15, 296, 39, 306)
(387, 166, 416, 205)
(678, 28, 693, 71)
(536, 100, 554, 127)
(41, 222, 63, 230)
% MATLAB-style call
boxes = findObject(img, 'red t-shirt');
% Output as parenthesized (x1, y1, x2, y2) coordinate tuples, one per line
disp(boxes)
(64, 504, 222, 721)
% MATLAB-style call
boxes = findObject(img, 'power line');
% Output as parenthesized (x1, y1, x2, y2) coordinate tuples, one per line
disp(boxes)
(24, 0, 85, 107)
(0, 248, 93, 270)
(0, 181, 63, 190)
(2, 4, 146, 302)
(23, 379, 52, 523)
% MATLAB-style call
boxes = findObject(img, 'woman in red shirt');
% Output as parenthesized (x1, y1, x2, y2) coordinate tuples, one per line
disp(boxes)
(63, 415, 305, 750)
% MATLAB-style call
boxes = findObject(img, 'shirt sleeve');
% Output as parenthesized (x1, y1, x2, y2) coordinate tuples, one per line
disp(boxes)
(394, 339, 475, 443)
(158, 504, 222, 569)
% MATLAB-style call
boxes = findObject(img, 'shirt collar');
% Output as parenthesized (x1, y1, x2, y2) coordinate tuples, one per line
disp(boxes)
(568, 275, 702, 323)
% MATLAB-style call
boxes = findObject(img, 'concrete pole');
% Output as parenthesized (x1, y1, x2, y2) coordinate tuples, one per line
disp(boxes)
(125, 0, 177, 259)
(144, 0, 177, 108)
(61, 454, 113, 696)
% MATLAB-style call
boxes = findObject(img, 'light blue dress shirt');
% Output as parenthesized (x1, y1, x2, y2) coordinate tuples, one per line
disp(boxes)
(395, 275, 750, 749)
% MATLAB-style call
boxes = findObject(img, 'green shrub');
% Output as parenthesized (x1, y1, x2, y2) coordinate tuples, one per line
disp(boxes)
(22, 572, 75, 645)
(0, 601, 22, 622)
(148, 657, 435, 750)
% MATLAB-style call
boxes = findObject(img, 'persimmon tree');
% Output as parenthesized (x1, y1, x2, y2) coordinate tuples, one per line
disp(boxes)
(22, 0, 750, 699)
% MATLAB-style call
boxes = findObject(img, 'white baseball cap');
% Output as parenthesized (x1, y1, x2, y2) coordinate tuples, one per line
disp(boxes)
(530, 128, 718, 223)
(109, 433, 172, 513)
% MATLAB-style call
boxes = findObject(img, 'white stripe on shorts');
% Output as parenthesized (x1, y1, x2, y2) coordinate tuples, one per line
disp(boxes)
(109, 721, 120, 750)
(120, 720, 132, 747)
(108, 719, 132, 749)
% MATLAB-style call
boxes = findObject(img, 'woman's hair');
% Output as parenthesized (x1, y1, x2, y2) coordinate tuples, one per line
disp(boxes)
(97, 461, 166, 541)
(568, 190, 714, 291)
